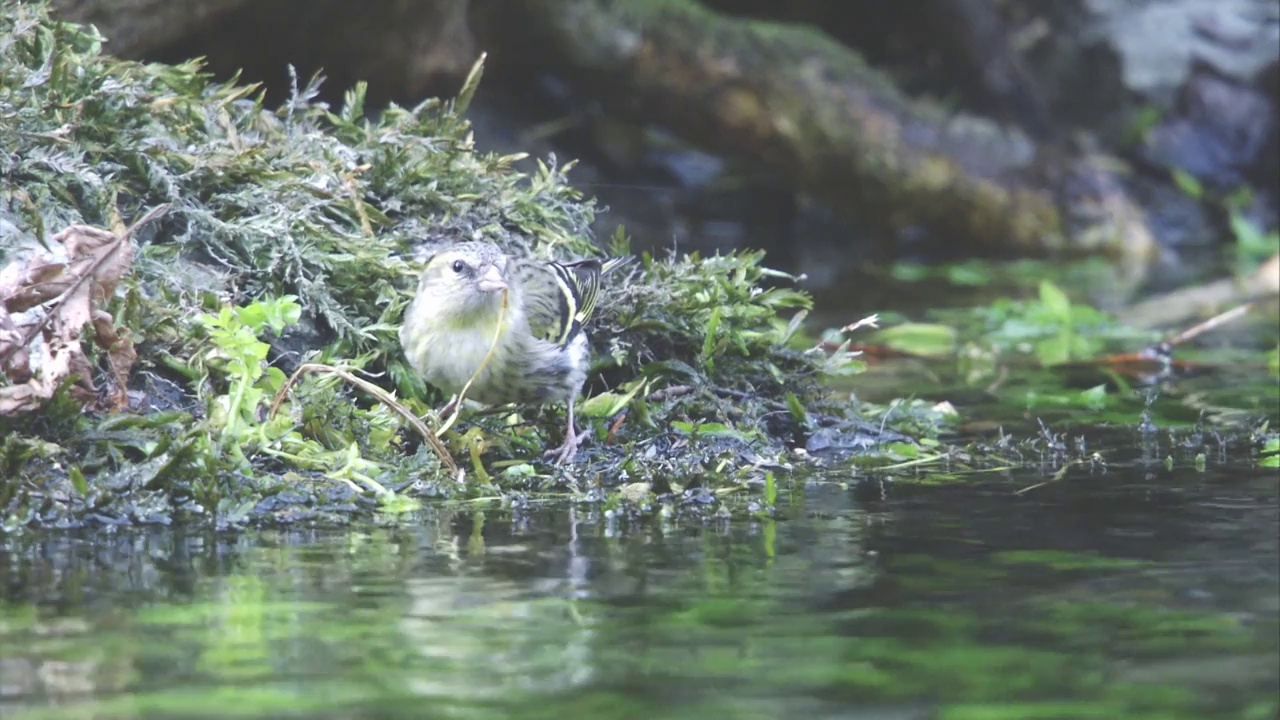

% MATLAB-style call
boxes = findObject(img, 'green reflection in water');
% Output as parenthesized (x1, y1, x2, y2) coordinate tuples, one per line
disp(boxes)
(1, 475, 1276, 720)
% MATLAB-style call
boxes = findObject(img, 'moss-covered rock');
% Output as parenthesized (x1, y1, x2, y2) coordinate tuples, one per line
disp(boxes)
(0, 2, 865, 530)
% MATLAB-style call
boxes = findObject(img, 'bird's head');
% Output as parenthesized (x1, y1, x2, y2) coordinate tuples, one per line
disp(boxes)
(414, 242, 511, 323)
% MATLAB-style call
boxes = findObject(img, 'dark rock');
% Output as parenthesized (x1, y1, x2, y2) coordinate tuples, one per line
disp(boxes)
(251, 490, 310, 514)
(1144, 64, 1276, 191)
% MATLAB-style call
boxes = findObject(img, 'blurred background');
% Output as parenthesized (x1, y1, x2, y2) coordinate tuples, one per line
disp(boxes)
(48, 0, 1280, 318)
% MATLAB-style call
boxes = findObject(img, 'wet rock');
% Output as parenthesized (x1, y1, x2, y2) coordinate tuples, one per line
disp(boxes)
(1143, 65, 1276, 191)
(252, 490, 312, 515)
(805, 422, 915, 456)
(681, 487, 718, 506)
(1084, 0, 1279, 106)
(1011, 0, 1279, 139)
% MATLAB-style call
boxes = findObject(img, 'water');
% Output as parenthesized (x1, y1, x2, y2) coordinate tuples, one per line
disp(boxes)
(2, 453, 1276, 719)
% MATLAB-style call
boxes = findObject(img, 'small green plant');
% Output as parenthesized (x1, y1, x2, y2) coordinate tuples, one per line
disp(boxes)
(191, 296, 418, 500)
(979, 280, 1151, 366)
(197, 296, 301, 460)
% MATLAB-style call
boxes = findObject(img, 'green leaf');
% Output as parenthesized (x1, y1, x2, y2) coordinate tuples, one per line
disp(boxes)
(1078, 384, 1109, 411)
(341, 81, 367, 124)
(262, 366, 288, 393)
(1034, 335, 1072, 367)
(1171, 168, 1204, 199)
(642, 359, 702, 384)
(779, 309, 807, 345)
(454, 52, 486, 115)
(1038, 280, 1072, 323)
(266, 296, 302, 335)
(785, 392, 807, 426)
(69, 466, 88, 495)
(1262, 438, 1280, 469)
(1229, 212, 1280, 275)
(945, 259, 996, 286)
(378, 492, 421, 514)
(234, 303, 268, 332)
(874, 322, 957, 357)
(884, 441, 919, 458)
(579, 380, 646, 419)
(701, 305, 722, 372)
(670, 421, 755, 443)
(501, 463, 537, 481)
(890, 262, 929, 282)
(1230, 212, 1269, 253)
(1123, 104, 1162, 145)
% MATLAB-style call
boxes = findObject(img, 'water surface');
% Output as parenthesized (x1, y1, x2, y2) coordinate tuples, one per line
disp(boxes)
(3, 449, 1276, 720)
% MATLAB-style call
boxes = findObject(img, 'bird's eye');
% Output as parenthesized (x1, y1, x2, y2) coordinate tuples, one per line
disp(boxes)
(451, 259, 467, 273)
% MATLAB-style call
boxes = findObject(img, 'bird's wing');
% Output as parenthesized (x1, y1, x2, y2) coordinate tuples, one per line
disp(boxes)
(517, 256, 629, 347)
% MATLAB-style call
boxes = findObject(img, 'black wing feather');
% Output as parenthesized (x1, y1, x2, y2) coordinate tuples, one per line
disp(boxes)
(520, 255, 630, 348)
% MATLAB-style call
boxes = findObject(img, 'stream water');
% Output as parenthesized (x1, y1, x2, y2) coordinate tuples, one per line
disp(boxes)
(2, 432, 1277, 719)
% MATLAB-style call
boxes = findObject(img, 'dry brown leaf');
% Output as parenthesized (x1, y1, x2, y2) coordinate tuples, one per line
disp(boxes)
(0, 258, 71, 312)
(0, 206, 168, 415)
(92, 307, 137, 409)
(0, 307, 31, 382)
(0, 339, 67, 415)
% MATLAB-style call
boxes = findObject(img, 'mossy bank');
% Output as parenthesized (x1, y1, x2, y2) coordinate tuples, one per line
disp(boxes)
(0, 3, 890, 531)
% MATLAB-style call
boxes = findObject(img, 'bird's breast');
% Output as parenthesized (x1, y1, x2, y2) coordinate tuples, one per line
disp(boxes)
(405, 321, 510, 396)
(401, 300, 587, 406)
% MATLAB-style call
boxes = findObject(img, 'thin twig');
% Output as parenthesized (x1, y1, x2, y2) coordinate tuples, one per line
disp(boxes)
(1164, 302, 1253, 347)
(1014, 460, 1073, 495)
(269, 362, 459, 474)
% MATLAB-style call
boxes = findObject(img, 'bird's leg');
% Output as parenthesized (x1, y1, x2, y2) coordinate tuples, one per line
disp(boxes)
(435, 394, 462, 434)
(438, 394, 459, 419)
(546, 394, 588, 465)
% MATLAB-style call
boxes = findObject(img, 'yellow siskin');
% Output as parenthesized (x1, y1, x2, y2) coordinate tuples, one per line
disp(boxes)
(399, 241, 628, 464)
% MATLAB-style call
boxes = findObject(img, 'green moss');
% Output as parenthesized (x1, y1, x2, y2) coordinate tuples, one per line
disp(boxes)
(0, 2, 857, 528)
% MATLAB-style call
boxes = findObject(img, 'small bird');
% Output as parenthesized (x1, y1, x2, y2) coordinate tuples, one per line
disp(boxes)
(399, 241, 627, 464)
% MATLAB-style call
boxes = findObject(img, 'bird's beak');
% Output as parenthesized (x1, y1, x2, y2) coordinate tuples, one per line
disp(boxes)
(475, 264, 508, 293)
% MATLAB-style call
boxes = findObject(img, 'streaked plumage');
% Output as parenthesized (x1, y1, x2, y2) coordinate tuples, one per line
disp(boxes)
(399, 241, 626, 464)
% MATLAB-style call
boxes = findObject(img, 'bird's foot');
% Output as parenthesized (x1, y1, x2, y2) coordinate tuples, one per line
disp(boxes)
(545, 425, 589, 465)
